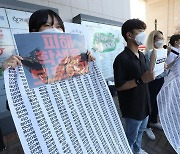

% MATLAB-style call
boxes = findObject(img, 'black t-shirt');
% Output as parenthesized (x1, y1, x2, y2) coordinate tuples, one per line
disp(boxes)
(113, 47, 150, 120)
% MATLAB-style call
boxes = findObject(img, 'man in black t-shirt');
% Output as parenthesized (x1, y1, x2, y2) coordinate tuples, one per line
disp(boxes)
(113, 19, 155, 154)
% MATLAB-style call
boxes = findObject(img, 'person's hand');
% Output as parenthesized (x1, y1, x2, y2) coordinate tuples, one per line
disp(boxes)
(141, 71, 155, 83)
(2, 55, 23, 71)
(87, 51, 96, 62)
(164, 63, 168, 71)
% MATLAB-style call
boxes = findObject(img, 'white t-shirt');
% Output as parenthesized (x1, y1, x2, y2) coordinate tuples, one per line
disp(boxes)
(145, 48, 167, 78)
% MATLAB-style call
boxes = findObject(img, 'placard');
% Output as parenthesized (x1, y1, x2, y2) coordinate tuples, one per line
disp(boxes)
(82, 21, 124, 79)
(14, 33, 88, 88)
(4, 62, 132, 154)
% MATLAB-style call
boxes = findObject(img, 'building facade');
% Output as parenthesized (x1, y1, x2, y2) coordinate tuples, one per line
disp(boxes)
(17, 0, 131, 22)
(145, 0, 180, 43)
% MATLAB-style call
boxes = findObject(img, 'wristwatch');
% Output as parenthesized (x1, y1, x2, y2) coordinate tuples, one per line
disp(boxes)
(135, 77, 144, 85)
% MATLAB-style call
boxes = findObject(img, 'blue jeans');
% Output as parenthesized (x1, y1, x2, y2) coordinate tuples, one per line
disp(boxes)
(124, 116, 149, 152)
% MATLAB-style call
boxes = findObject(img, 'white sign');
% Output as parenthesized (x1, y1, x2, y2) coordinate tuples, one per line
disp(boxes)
(0, 8, 32, 113)
(0, 8, 9, 28)
(82, 21, 124, 79)
(0, 28, 14, 46)
(0, 45, 16, 112)
(64, 22, 88, 49)
(6, 9, 32, 29)
(4, 62, 132, 154)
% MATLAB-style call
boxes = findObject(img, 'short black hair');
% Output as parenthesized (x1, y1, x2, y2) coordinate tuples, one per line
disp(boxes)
(121, 19, 146, 42)
(29, 9, 65, 32)
(169, 34, 180, 46)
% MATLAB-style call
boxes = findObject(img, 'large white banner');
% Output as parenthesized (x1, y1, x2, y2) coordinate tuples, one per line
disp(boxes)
(4, 62, 132, 154)
(157, 58, 180, 154)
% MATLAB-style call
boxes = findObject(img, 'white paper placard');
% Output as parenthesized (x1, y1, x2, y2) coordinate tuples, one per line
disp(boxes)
(82, 21, 124, 79)
(4, 62, 132, 154)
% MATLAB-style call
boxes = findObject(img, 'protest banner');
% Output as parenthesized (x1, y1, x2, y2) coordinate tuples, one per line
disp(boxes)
(14, 33, 88, 88)
(157, 58, 180, 154)
(4, 33, 132, 153)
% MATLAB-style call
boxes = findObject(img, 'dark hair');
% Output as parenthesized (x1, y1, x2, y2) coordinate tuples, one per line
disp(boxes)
(29, 9, 65, 32)
(121, 19, 146, 42)
(169, 34, 180, 46)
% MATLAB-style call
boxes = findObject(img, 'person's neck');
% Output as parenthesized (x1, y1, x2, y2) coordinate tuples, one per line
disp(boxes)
(127, 42, 139, 56)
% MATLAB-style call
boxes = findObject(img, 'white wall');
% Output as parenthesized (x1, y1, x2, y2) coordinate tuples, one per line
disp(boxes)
(19, 0, 131, 23)
(130, 0, 146, 21)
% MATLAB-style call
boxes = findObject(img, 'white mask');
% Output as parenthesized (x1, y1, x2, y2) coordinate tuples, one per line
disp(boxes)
(155, 40, 163, 48)
(134, 32, 146, 46)
(40, 28, 63, 33)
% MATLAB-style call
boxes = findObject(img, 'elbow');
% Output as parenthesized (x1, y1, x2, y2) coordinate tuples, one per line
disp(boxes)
(116, 86, 123, 91)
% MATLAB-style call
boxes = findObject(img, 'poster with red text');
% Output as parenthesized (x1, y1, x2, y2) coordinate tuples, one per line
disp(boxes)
(14, 33, 88, 88)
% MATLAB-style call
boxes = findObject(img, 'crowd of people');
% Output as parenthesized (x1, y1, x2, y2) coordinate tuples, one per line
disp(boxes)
(0, 8, 180, 154)
(113, 18, 179, 154)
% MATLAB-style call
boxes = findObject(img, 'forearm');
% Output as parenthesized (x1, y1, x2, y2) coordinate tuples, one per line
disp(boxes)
(166, 60, 176, 70)
(116, 79, 137, 91)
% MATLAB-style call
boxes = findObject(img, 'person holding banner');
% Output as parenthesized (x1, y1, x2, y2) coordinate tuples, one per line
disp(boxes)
(113, 19, 154, 154)
(144, 30, 167, 140)
(166, 34, 180, 65)
(2, 9, 94, 71)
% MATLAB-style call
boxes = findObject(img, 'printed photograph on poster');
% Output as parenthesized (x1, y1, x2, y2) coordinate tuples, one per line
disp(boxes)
(0, 28, 14, 46)
(0, 8, 9, 28)
(14, 33, 89, 88)
(82, 21, 124, 79)
(6, 9, 32, 30)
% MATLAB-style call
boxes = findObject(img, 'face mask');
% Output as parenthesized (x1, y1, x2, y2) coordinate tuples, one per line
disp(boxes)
(134, 32, 146, 46)
(154, 40, 163, 48)
(41, 28, 63, 33)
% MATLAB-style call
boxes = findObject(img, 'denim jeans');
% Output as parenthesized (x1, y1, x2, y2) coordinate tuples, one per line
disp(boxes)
(124, 116, 149, 152)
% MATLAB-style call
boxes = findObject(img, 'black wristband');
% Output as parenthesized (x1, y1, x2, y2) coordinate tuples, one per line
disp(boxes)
(135, 77, 144, 85)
